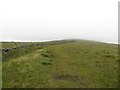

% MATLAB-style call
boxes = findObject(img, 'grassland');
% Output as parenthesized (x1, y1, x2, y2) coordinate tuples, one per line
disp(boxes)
(2, 42, 33, 48)
(0, 62, 1, 88)
(2, 40, 118, 88)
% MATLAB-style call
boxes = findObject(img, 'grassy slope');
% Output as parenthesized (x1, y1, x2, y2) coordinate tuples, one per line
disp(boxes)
(2, 42, 33, 48)
(2, 40, 118, 88)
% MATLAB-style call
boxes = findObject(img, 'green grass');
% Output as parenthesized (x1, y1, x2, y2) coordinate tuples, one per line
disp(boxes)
(2, 40, 118, 88)
(2, 42, 33, 48)
(0, 61, 1, 89)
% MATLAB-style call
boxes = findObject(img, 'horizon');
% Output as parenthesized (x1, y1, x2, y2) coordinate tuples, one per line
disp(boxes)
(0, 38, 118, 44)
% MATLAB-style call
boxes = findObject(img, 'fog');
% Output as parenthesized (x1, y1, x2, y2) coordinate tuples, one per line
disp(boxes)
(0, 0, 119, 43)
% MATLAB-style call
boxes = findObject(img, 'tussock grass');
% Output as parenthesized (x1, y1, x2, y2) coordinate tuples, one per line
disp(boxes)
(2, 40, 118, 88)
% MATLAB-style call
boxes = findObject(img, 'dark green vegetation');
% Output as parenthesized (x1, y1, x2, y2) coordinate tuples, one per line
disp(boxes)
(2, 40, 118, 88)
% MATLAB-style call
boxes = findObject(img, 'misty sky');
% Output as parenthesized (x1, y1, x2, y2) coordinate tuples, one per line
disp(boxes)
(0, 0, 119, 43)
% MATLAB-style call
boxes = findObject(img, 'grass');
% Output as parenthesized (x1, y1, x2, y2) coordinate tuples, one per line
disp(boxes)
(2, 40, 118, 88)
(0, 42, 2, 89)
(2, 42, 32, 48)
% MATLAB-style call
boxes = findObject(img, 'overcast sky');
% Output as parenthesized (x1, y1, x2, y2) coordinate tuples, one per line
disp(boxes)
(0, 0, 119, 43)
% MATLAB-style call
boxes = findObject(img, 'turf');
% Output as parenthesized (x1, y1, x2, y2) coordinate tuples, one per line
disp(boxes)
(2, 40, 118, 88)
